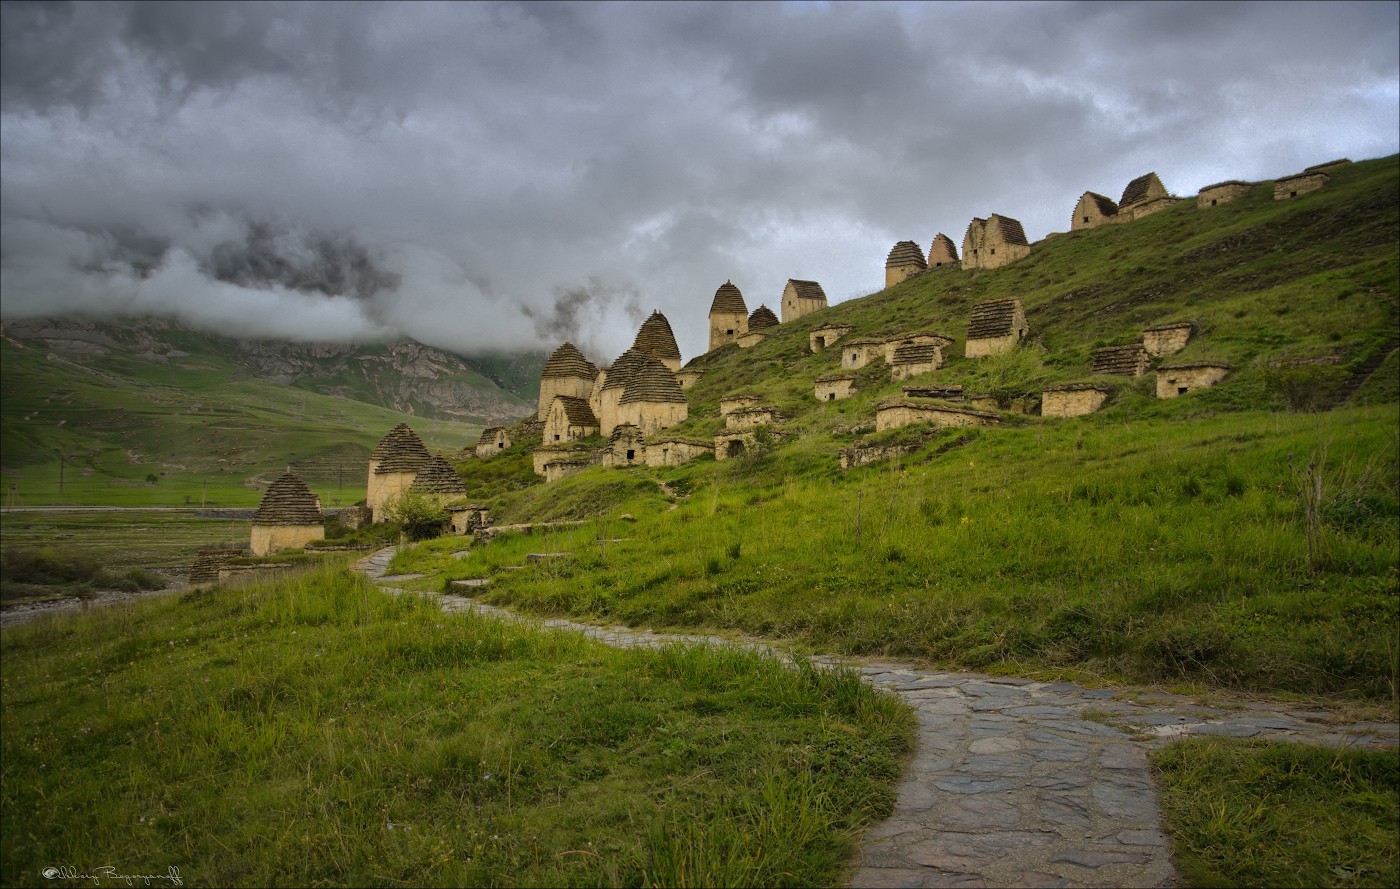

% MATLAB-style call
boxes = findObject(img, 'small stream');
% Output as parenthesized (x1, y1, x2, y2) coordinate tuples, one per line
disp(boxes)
(1, 581, 189, 629)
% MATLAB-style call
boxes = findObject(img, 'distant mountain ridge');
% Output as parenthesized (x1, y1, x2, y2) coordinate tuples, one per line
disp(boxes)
(0, 317, 541, 423)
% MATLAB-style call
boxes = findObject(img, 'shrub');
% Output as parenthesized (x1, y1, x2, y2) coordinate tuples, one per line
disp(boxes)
(382, 490, 450, 541)
(1263, 363, 1351, 412)
(968, 346, 1047, 409)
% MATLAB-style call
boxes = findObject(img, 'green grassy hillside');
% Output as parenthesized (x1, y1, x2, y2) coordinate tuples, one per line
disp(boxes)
(437, 155, 1399, 699)
(671, 156, 1397, 436)
(0, 340, 481, 507)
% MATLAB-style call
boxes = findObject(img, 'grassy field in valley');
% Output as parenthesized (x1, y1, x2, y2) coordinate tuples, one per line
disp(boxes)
(0, 338, 484, 508)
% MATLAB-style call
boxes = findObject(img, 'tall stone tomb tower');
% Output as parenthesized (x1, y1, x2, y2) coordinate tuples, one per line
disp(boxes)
(537, 342, 600, 421)
(708, 281, 749, 352)
(632, 310, 683, 372)
(885, 241, 927, 287)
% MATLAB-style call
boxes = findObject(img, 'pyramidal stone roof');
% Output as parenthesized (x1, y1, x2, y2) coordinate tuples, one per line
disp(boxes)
(476, 426, 505, 443)
(541, 342, 599, 380)
(632, 310, 682, 360)
(1120, 172, 1165, 207)
(601, 348, 649, 392)
(1081, 192, 1120, 215)
(990, 214, 1029, 246)
(253, 472, 323, 526)
(787, 279, 828, 302)
(886, 240, 927, 269)
(608, 423, 643, 447)
(409, 455, 469, 496)
(748, 305, 779, 330)
(371, 423, 422, 461)
(967, 298, 1022, 340)
(710, 280, 748, 315)
(1091, 343, 1150, 376)
(892, 343, 941, 364)
(552, 395, 599, 427)
(620, 355, 687, 405)
(372, 423, 431, 473)
(928, 233, 959, 263)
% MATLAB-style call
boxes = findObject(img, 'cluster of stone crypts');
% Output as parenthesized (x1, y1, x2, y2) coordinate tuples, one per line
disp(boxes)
(879, 158, 1351, 289)
(531, 311, 694, 481)
(1273, 159, 1350, 201)
(704, 279, 829, 356)
(504, 156, 1343, 483)
(250, 471, 324, 556)
(367, 422, 432, 521)
(365, 423, 492, 534)
(1070, 172, 1181, 232)
(406, 454, 490, 534)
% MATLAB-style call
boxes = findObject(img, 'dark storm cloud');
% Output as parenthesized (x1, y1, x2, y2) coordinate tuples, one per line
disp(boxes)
(2, 1, 1396, 358)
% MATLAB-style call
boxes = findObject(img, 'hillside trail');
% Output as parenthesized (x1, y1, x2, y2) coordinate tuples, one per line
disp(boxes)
(354, 547, 1398, 889)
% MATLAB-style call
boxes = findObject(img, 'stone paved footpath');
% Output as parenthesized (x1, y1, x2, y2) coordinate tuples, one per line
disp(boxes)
(355, 548, 1398, 889)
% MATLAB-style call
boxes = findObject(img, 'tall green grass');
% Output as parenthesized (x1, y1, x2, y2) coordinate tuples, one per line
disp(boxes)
(1153, 738, 1399, 888)
(1, 565, 912, 887)
(443, 405, 1399, 698)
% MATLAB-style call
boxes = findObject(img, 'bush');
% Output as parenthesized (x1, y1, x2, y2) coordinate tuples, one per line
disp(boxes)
(382, 490, 450, 541)
(1263, 363, 1351, 412)
(0, 547, 102, 585)
(967, 347, 1047, 409)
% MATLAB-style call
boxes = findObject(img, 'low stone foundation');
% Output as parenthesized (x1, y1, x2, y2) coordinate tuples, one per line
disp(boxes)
(875, 400, 1001, 432)
(839, 444, 921, 470)
(1157, 363, 1230, 398)
(189, 548, 245, 584)
(1041, 384, 1111, 418)
(250, 523, 323, 557)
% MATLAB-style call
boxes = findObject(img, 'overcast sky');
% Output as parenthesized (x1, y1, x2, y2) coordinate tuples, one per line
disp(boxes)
(2, 1, 1396, 361)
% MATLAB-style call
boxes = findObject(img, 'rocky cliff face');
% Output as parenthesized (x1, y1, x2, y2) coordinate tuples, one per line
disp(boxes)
(1, 317, 537, 424)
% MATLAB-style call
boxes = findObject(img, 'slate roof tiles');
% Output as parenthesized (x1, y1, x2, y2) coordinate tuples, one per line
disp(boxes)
(253, 473, 323, 526)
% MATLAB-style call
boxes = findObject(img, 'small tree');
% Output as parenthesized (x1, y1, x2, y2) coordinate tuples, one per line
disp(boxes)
(383, 490, 449, 542)
(1264, 363, 1350, 412)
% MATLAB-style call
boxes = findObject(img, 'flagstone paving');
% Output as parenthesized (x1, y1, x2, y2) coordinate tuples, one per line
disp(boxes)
(355, 547, 1398, 889)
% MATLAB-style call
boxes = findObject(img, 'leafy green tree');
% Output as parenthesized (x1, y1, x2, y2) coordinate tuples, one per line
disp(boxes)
(382, 490, 449, 542)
